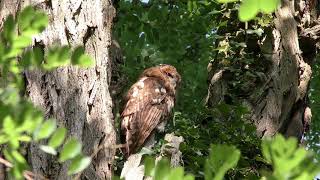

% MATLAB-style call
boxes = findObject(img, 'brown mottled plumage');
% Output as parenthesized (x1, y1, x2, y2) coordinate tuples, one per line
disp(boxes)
(121, 64, 181, 157)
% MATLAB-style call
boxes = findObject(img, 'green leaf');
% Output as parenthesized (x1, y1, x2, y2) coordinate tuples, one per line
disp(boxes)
(259, 0, 279, 13)
(71, 46, 94, 67)
(0, 135, 8, 144)
(238, 0, 259, 22)
(205, 144, 241, 180)
(167, 167, 184, 179)
(2, 15, 15, 42)
(18, 6, 34, 31)
(144, 156, 155, 176)
(217, 0, 238, 3)
(184, 175, 195, 180)
(43, 46, 71, 70)
(17, 105, 43, 133)
(154, 158, 170, 180)
(34, 119, 56, 141)
(13, 35, 32, 49)
(12, 150, 27, 164)
(68, 155, 91, 175)
(3, 149, 14, 163)
(31, 12, 49, 32)
(261, 134, 320, 179)
(18, 135, 31, 142)
(18, 6, 48, 34)
(32, 47, 44, 66)
(59, 138, 82, 162)
(48, 127, 67, 148)
(3, 116, 15, 133)
(21, 47, 44, 67)
(40, 145, 57, 155)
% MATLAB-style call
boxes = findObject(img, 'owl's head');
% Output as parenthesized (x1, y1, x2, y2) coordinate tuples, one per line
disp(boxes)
(142, 64, 181, 90)
(158, 64, 181, 88)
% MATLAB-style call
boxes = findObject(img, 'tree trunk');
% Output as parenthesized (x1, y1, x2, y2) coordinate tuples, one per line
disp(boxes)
(206, 0, 318, 140)
(1, 0, 117, 179)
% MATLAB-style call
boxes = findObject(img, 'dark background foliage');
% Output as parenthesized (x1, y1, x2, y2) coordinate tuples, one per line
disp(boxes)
(113, 0, 266, 178)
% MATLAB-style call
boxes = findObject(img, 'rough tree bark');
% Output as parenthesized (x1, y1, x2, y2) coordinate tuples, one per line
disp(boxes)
(1, 0, 117, 179)
(206, 0, 319, 140)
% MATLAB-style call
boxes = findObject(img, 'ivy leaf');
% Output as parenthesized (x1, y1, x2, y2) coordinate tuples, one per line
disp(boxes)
(68, 155, 91, 175)
(48, 127, 67, 148)
(59, 138, 82, 162)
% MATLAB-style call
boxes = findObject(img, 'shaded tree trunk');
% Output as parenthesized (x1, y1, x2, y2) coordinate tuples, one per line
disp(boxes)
(1, 0, 117, 179)
(206, 0, 318, 140)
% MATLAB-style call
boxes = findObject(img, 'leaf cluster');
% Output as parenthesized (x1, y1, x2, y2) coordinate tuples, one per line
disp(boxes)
(113, 0, 320, 179)
(129, 135, 319, 180)
(0, 6, 94, 178)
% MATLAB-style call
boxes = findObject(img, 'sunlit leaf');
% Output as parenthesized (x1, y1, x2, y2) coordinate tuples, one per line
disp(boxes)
(48, 127, 67, 148)
(238, 0, 259, 22)
(43, 46, 71, 70)
(34, 119, 57, 141)
(154, 158, 170, 180)
(13, 35, 32, 49)
(259, 0, 279, 13)
(12, 150, 27, 164)
(59, 138, 82, 162)
(217, 0, 238, 3)
(3, 116, 15, 133)
(18, 135, 31, 142)
(144, 156, 155, 176)
(205, 144, 240, 180)
(68, 155, 91, 175)
(18, 6, 34, 31)
(2, 15, 15, 42)
(71, 46, 94, 67)
(167, 167, 184, 179)
(40, 145, 57, 155)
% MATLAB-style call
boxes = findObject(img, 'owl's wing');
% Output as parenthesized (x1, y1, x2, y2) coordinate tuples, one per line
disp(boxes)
(121, 77, 174, 155)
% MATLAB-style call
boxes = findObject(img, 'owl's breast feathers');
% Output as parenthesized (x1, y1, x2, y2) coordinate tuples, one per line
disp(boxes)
(121, 76, 175, 156)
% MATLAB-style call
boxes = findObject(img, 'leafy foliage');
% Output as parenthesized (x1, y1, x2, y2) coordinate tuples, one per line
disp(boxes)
(114, 0, 319, 179)
(141, 135, 319, 180)
(144, 157, 194, 180)
(306, 55, 320, 161)
(0, 6, 93, 178)
(262, 135, 320, 179)
(205, 145, 240, 180)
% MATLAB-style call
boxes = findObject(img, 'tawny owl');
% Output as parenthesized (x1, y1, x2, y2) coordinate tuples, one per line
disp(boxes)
(121, 64, 181, 156)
